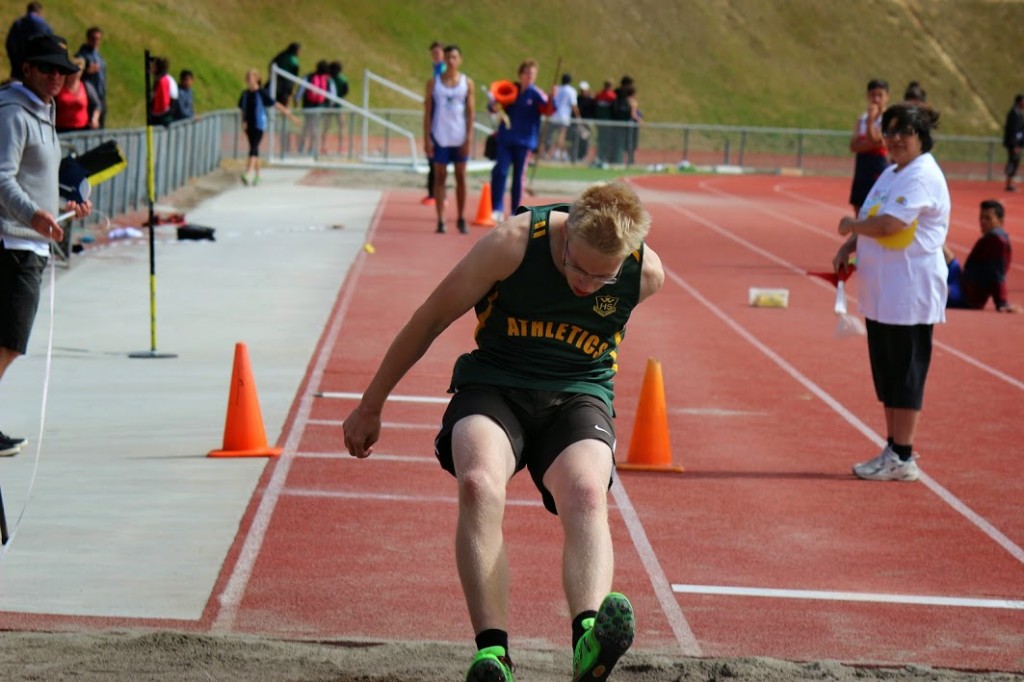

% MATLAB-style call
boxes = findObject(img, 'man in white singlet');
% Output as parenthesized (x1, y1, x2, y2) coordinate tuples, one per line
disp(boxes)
(424, 44, 474, 234)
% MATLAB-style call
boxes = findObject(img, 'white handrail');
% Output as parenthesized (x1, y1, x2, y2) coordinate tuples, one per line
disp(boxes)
(270, 65, 421, 167)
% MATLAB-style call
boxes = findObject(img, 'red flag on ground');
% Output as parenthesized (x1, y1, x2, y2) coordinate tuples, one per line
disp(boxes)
(806, 265, 857, 288)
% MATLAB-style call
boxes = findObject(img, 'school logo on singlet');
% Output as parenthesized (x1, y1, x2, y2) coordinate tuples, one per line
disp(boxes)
(593, 295, 618, 317)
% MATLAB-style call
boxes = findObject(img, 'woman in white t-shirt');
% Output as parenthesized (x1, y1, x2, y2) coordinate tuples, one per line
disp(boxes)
(832, 103, 950, 482)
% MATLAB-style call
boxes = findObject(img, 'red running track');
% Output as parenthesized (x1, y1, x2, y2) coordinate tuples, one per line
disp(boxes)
(24, 175, 1024, 672)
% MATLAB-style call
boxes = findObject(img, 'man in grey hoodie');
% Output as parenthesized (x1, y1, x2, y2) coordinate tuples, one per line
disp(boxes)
(0, 33, 90, 456)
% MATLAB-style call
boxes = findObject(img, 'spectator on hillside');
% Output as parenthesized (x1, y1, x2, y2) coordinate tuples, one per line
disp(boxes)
(422, 40, 446, 206)
(945, 199, 1020, 312)
(75, 26, 106, 127)
(487, 58, 552, 222)
(571, 80, 595, 163)
(269, 42, 300, 106)
(848, 78, 890, 216)
(297, 59, 335, 155)
(174, 69, 195, 120)
(324, 60, 349, 154)
(148, 56, 175, 126)
(610, 76, 641, 165)
(5, 1, 52, 83)
(238, 67, 299, 186)
(0, 33, 91, 457)
(592, 79, 616, 166)
(544, 73, 579, 162)
(55, 56, 100, 132)
(903, 80, 926, 106)
(1003, 94, 1024, 192)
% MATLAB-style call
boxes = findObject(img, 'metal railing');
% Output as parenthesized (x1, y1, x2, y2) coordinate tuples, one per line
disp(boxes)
(58, 112, 231, 227)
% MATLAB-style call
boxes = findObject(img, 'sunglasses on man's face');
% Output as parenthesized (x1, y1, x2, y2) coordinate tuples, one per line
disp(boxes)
(32, 63, 69, 76)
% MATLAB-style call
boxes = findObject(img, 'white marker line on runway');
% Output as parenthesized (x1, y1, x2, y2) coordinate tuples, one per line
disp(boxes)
(658, 200, 1024, 566)
(306, 418, 438, 429)
(281, 487, 543, 507)
(213, 193, 390, 632)
(672, 584, 1024, 610)
(700, 181, 1024, 390)
(612, 478, 703, 656)
(316, 391, 449, 404)
(297, 451, 435, 463)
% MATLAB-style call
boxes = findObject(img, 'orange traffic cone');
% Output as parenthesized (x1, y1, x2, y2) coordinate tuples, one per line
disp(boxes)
(208, 342, 283, 458)
(617, 357, 684, 473)
(472, 184, 496, 227)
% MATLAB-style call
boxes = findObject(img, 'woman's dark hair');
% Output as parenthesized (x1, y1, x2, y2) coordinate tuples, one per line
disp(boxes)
(882, 103, 941, 153)
(903, 81, 926, 103)
(867, 78, 889, 92)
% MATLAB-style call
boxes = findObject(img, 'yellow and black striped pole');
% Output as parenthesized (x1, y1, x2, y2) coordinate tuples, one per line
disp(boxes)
(130, 50, 176, 359)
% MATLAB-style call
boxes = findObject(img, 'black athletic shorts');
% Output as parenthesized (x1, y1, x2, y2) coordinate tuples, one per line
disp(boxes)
(0, 243, 47, 355)
(434, 384, 616, 515)
(865, 319, 933, 410)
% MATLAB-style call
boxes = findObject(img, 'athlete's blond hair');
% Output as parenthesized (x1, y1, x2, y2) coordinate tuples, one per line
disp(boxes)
(567, 182, 650, 258)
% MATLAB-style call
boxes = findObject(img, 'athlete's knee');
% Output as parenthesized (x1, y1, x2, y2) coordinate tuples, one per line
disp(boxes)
(550, 474, 607, 520)
(456, 467, 507, 512)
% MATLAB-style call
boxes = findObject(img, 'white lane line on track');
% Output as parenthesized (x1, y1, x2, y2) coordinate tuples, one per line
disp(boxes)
(672, 584, 1024, 610)
(297, 451, 435, 463)
(612, 478, 703, 656)
(306, 418, 438, 429)
(316, 391, 449, 403)
(280, 488, 543, 507)
(657, 199, 1024, 566)
(686, 183, 1024, 392)
(212, 193, 389, 632)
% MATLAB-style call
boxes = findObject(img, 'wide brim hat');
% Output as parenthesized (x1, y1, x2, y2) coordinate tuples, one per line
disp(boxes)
(22, 34, 80, 74)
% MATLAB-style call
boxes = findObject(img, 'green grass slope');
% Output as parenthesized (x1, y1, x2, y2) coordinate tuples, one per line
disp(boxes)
(3, 0, 1021, 135)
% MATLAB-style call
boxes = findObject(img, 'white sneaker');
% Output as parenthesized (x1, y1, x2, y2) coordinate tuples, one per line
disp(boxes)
(491, 210, 503, 223)
(853, 446, 920, 481)
(852, 446, 888, 477)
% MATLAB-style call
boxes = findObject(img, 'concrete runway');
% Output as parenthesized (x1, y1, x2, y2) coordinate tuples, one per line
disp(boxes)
(0, 168, 378, 620)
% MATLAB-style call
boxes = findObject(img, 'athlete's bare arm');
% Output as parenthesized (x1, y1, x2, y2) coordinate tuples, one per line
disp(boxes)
(343, 215, 531, 458)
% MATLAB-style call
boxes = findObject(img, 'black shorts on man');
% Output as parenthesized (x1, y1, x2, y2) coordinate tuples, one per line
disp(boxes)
(434, 384, 616, 514)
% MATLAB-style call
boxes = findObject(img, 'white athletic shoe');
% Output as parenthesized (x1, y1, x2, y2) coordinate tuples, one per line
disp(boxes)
(852, 446, 889, 477)
(491, 210, 504, 224)
(853, 446, 920, 482)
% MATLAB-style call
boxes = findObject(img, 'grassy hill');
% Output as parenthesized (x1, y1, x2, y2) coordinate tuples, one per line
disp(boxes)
(4, 0, 1022, 135)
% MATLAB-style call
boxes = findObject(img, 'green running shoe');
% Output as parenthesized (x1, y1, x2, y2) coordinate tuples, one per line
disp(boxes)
(573, 592, 635, 681)
(466, 645, 514, 682)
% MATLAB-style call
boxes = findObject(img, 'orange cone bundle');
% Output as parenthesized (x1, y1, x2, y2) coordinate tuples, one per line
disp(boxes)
(618, 357, 684, 473)
(489, 80, 517, 107)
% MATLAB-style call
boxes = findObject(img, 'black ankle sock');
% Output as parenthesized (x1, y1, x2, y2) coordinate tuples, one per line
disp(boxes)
(886, 436, 894, 448)
(892, 442, 913, 461)
(475, 629, 509, 654)
(572, 610, 598, 649)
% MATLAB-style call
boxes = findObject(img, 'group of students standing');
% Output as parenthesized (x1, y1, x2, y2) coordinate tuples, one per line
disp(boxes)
(421, 40, 644, 235)
(235, 42, 349, 186)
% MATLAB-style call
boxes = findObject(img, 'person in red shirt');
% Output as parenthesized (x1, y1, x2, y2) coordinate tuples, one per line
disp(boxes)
(54, 56, 99, 132)
(149, 56, 175, 126)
